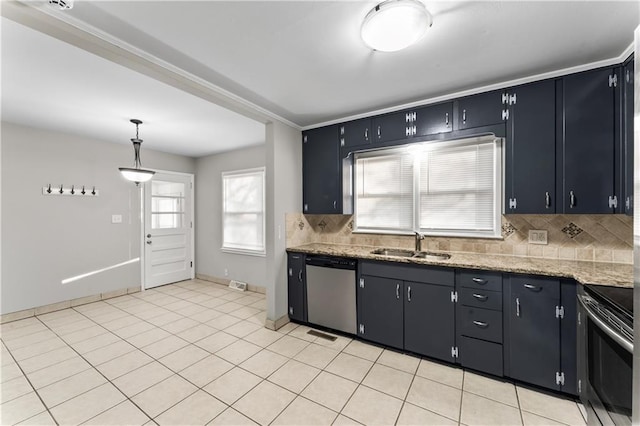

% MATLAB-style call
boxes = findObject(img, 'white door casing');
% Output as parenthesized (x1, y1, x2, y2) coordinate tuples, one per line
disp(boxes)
(143, 171, 194, 289)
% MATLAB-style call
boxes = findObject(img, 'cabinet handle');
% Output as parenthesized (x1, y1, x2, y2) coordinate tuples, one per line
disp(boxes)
(524, 283, 541, 292)
(472, 293, 488, 301)
(407, 286, 412, 302)
(288, 268, 292, 277)
(298, 270, 303, 282)
(545, 192, 551, 209)
(472, 277, 487, 285)
(569, 190, 576, 208)
(462, 109, 467, 124)
(364, 128, 369, 141)
(516, 297, 521, 317)
(473, 320, 488, 328)
(377, 125, 381, 139)
(445, 112, 449, 126)
(396, 283, 400, 300)
(333, 200, 337, 210)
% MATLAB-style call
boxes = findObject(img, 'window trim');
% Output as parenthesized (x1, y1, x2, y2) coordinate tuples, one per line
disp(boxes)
(221, 167, 267, 256)
(353, 136, 503, 239)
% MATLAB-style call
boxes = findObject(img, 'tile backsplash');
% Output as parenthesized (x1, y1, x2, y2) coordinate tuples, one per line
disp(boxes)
(286, 213, 633, 264)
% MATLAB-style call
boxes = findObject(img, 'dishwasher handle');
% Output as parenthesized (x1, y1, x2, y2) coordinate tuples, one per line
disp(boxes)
(306, 256, 356, 270)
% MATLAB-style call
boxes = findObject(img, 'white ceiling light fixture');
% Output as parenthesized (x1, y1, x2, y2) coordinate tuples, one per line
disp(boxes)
(361, 0, 433, 52)
(48, 0, 74, 10)
(119, 119, 155, 186)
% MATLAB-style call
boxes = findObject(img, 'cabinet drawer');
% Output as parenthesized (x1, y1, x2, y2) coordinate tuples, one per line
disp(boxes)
(458, 287, 502, 311)
(457, 270, 502, 292)
(459, 336, 503, 376)
(459, 306, 503, 343)
(510, 275, 560, 299)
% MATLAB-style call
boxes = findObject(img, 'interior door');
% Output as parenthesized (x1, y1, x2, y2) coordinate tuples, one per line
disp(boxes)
(144, 172, 193, 289)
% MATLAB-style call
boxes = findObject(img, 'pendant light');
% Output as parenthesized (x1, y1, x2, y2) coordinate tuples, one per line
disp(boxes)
(119, 119, 155, 185)
(361, 0, 432, 52)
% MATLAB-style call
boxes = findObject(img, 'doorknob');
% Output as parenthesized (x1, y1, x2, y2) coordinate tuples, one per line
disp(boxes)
(146, 241, 152, 245)
(147, 234, 152, 238)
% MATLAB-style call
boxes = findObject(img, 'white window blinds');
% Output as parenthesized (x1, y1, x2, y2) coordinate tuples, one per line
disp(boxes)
(222, 168, 266, 255)
(354, 152, 414, 232)
(353, 136, 502, 238)
(419, 142, 496, 234)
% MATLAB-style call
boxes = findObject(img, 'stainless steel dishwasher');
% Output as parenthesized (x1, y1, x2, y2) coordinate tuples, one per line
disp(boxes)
(305, 255, 357, 335)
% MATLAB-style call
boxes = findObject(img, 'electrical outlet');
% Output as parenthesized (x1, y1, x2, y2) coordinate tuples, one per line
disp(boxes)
(528, 230, 548, 245)
(111, 214, 122, 224)
(224, 268, 229, 277)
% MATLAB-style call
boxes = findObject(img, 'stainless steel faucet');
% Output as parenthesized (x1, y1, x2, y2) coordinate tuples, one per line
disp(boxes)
(414, 231, 425, 252)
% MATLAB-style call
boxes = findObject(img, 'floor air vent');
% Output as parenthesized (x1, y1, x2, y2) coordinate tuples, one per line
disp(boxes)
(307, 330, 337, 341)
(228, 280, 247, 292)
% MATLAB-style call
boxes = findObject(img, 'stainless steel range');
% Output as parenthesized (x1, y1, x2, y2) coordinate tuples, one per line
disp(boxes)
(578, 284, 634, 425)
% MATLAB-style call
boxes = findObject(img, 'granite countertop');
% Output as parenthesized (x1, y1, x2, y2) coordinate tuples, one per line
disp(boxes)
(287, 243, 634, 288)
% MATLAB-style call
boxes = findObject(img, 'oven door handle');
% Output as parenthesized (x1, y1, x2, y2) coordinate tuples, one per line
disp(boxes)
(578, 295, 633, 354)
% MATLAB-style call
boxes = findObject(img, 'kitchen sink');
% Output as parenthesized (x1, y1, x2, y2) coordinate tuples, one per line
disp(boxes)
(370, 248, 451, 260)
(370, 248, 416, 257)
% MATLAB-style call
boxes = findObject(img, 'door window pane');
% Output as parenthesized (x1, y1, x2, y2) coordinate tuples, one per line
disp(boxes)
(151, 180, 185, 230)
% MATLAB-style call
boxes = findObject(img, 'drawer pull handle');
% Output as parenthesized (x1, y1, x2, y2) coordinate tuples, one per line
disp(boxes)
(473, 320, 488, 328)
(472, 278, 487, 285)
(523, 283, 541, 292)
(472, 293, 488, 301)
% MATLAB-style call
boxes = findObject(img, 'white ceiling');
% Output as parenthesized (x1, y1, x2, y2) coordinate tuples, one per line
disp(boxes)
(2, 1, 638, 157)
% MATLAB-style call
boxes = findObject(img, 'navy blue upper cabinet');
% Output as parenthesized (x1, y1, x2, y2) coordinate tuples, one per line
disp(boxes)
(372, 102, 452, 143)
(559, 67, 619, 213)
(505, 80, 557, 213)
(623, 58, 634, 215)
(302, 125, 341, 214)
(339, 118, 372, 149)
(455, 90, 506, 130)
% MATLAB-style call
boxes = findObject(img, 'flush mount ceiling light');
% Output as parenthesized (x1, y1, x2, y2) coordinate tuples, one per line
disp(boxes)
(361, 0, 432, 52)
(119, 119, 155, 186)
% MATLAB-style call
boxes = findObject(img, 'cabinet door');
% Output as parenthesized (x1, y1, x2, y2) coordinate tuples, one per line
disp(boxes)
(404, 282, 455, 362)
(414, 102, 453, 136)
(456, 90, 505, 130)
(562, 68, 617, 213)
(508, 275, 561, 391)
(340, 118, 372, 149)
(302, 125, 340, 214)
(372, 110, 412, 143)
(287, 253, 306, 322)
(358, 275, 403, 349)
(623, 59, 634, 215)
(506, 80, 556, 213)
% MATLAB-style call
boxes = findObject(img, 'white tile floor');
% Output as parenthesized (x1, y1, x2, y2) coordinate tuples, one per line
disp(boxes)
(0, 279, 587, 425)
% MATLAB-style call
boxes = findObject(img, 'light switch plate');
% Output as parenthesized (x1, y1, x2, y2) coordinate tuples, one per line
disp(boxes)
(111, 214, 123, 224)
(528, 230, 548, 245)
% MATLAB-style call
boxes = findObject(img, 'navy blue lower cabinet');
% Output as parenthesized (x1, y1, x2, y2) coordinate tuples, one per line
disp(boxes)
(458, 336, 504, 377)
(504, 275, 561, 391)
(287, 252, 306, 322)
(404, 281, 455, 362)
(357, 275, 404, 350)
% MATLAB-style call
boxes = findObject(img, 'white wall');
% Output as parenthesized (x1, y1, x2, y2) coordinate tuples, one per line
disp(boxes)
(1, 122, 196, 314)
(194, 145, 267, 286)
(265, 121, 302, 323)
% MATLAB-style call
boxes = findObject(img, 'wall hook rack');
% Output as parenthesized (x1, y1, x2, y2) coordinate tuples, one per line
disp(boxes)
(42, 184, 99, 197)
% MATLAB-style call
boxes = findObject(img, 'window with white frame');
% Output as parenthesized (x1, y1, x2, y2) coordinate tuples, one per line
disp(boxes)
(354, 136, 502, 238)
(222, 168, 266, 255)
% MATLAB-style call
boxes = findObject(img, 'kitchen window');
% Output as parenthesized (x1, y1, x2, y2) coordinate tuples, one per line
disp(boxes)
(354, 136, 502, 238)
(222, 167, 266, 255)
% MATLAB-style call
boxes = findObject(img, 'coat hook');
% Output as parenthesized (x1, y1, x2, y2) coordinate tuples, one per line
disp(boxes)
(81, 185, 86, 195)
(47, 184, 52, 194)
(70, 185, 75, 195)
(59, 184, 64, 194)
(91, 186, 96, 195)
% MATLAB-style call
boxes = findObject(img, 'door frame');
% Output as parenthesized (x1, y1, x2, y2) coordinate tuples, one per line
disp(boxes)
(140, 169, 195, 291)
